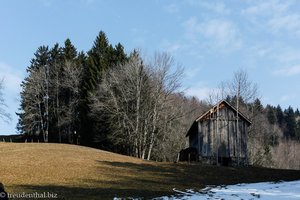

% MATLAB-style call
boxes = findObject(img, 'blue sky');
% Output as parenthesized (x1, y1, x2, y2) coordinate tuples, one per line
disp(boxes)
(0, 0, 300, 135)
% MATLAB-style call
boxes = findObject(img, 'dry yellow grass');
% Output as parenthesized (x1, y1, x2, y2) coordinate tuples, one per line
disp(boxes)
(1, 143, 300, 199)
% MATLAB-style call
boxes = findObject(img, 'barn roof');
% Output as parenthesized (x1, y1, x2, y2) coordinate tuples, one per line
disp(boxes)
(186, 100, 252, 137)
(196, 100, 252, 124)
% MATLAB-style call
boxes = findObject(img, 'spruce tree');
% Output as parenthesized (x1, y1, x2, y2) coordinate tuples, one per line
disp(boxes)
(253, 98, 263, 112)
(79, 31, 128, 146)
(27, 46, 50, 72)
(63, 39, 77, 60)
(266, 105, 277, 124)
(295, 108, 300, 117)
(284, 106, 297, 138)
(79, 31, 111, 146)
(113, 43, 128, 65)
(296, 120, 300, 141)
(276, 105, 284, 128)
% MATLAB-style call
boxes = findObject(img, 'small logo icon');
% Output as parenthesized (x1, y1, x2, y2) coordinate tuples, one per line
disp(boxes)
(0, 192, 6, 198)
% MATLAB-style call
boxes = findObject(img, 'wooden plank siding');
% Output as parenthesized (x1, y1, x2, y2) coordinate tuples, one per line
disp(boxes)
(186, 100, 251, 165)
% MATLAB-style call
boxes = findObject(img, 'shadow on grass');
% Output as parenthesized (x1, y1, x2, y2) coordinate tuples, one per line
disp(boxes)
(13, 161, 300, 200)
(95, 161, 208, 187)
(94, 161, 300, 195)
(14, 184, 166, 200)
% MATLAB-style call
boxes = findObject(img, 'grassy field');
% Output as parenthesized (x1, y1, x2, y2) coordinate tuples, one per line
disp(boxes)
(1, 143, 300, 199)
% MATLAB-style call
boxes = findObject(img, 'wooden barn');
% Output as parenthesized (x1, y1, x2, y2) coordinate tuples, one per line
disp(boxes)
(185, 100, 251, 166)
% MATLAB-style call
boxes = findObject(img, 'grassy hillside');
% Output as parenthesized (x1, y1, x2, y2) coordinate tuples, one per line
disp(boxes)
(1, 143, 300, 199)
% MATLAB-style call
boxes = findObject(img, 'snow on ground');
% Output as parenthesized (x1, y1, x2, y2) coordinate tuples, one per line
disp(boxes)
(156, 180, 300, 200)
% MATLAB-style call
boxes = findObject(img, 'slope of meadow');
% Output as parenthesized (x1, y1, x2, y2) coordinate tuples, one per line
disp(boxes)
(1, 143, 300, 199)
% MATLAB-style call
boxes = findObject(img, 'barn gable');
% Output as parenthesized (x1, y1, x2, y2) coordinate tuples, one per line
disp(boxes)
(195, 100, 251, 125)
(185, 100, 251, 166)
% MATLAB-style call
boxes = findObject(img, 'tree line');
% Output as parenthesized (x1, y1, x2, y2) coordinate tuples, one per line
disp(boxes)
(17, 31, 128, 145)
(16, 31, 206, 161)
(2, 30, 299, 167)
(225, 95, 300, 169)
(265, 104, 300, 140)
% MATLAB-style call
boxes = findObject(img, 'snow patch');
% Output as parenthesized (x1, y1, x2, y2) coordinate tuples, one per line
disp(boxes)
(155, 180, 300, 200)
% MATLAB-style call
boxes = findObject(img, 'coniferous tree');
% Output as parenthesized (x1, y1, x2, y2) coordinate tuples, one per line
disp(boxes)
(253, 98, 263, 112)
(266, 105, 277, 124)
(79, 31, 110, 146)
(284, 106, 297, 138)
(295, 108, 300, 117)
(296, 120, 300, 141)
(79, 31, 128, 146)
(86, 31, 111, 90)
(276, 105, 284, 128)
(113, 43, 128, 65)
(28, 46, 50, 72)
(63, 39, 77, 60)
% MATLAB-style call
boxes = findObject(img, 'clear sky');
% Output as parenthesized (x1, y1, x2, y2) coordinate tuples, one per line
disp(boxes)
(0, 0, 300, 135)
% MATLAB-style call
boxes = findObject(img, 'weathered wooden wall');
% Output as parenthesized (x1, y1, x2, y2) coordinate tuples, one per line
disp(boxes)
(187, 101, 250, 165)
(196, 104, 248, 162)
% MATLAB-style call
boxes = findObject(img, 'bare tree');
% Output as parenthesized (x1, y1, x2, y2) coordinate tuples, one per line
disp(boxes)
(207, 69, 258, 113)
(59, 61, 82, 143)
(90, 53, 148, 157)
(90, 52, 184, 160)
(21, 67, 49, 141)
(207, 81, 228, 105)
(145, 52, 183, 160)
(229, 70, 258, 104)
(207, 69, 259, 165)
(152, 95, 209, 161)
(50, 61, 62, 143)
(272, 139, 300, 170)
(229, 69, 259, 164)
(0, 78, 11, 123)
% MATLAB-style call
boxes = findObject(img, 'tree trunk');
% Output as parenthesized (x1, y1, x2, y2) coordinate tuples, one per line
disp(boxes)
(38, 102, 46, 142)
(141, 119, 148, 159)
(56, 70, 61, 143)
(147, 103, 158, 160)
(134, 65, 143, 158)
(44, 65, 49, 143)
